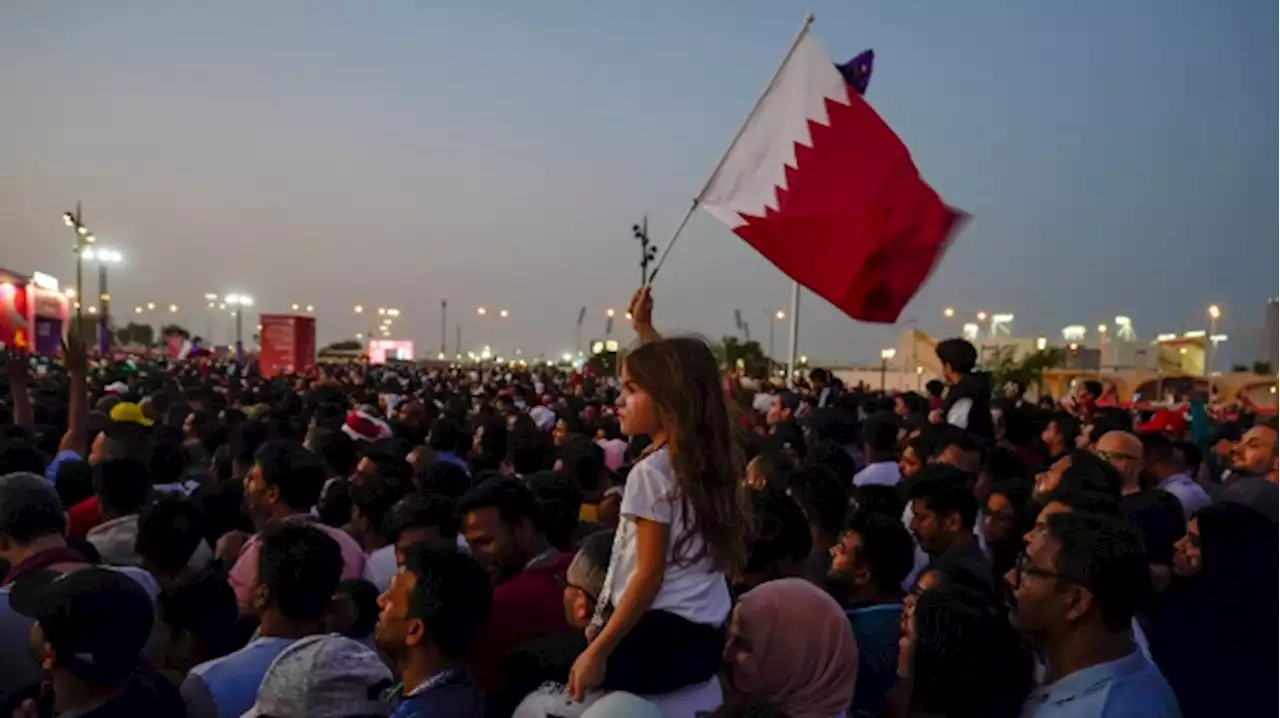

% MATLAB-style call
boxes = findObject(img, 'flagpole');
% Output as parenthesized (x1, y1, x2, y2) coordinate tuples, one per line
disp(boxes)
(646, 12, 816, 284)
(785, 281, 801, 388)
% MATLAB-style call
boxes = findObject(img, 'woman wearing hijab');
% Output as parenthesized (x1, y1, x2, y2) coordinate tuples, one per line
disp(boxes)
(719, 578, 857, 718)
(1150, 501, 1278, 718)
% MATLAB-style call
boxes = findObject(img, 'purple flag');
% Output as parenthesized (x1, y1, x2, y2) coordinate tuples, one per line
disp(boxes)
(836, 49, 874, 96)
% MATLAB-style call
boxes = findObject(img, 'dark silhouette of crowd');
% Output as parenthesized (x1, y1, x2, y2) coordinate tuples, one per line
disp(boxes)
(0, 294, 1275, 718)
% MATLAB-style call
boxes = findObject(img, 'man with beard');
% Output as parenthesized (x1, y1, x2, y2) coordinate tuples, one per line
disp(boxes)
(1007, 512, 1179, 717)
(1222, 421, 1278, 523)
(219, 441, 366, 613)
(458, 476, 573, 692)
(828, 511, 915, 718)
(763, 389, 805, 460)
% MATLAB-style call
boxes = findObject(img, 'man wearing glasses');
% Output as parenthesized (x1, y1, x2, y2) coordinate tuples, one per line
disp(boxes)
(1007, 512, 1180, 717)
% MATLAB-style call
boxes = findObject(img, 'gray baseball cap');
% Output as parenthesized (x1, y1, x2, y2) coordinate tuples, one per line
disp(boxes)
(244, 634, 394, 718)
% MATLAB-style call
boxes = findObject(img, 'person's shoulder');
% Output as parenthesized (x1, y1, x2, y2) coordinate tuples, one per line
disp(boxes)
(1097, 660, 1180, 717)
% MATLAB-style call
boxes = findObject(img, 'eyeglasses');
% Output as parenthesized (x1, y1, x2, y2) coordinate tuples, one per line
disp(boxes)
(1095, 449, 1140, 463)
(1013, 551, 1077, 588)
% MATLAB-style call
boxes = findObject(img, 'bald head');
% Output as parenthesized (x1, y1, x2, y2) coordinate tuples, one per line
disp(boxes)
(1095, 431, 1144, 490)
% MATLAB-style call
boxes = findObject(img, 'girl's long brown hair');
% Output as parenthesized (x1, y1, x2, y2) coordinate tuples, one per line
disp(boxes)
(624, 336, 751, 576)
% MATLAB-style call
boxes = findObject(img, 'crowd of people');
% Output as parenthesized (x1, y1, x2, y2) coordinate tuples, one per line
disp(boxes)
(0, 287, 1275, 718)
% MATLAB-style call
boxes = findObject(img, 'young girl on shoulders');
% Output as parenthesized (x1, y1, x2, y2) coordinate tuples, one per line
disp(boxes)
(569, 287, 751, 713)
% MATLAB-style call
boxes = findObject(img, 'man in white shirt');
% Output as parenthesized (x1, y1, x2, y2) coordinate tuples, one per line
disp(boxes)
(853, 411, 901, 488)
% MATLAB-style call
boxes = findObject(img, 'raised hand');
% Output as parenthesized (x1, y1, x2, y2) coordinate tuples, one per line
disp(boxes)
(61, 335, 88, 375)
(627, 286, 653, 330)
(4, 346, 30, 386)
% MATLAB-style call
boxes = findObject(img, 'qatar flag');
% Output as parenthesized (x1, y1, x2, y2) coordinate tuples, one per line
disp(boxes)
(698, 30, 965, 323)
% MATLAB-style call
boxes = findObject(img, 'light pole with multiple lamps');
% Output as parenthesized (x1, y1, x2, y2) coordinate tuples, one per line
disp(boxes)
(62, 205, 95, 341)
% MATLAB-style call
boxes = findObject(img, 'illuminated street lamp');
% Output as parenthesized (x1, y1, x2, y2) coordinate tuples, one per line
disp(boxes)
(82, 247, 122, 354)
(225, 293, 254, 360)
(766, 309, 786, 376)
(879, 348, 897, 392)
(943, 307, 955, 318)
(63, 204, 96, 338)
(1207, 305, 1222, 377)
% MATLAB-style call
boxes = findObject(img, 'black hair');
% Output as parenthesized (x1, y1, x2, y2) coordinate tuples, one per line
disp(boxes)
(844, 510, 915, 594)
(256, 523, 344, 622)
(351, 472, 413, 542)
(1119, 488, 1185, 566)
(1044, 512, 1150, 631)
(424, 414, 460, 453)
(254, 441, 328, 510)
(0, 441, 45, 477)
(136, 494, 206, 574)
(906, 465, 979, 530)
(934, 432, 987, 468)
(332, 578, 381, 639)
(1174, 440, 1202, 475)
(1046, 412, 1081, 446)
(1038, 486, 1121, 518)
(861, 411, 900, 456)
(742, 488, 812, 577)
(1058, 451, 1123, 497)
(896, 392, 929, 417)
(415, 460, 471, 500)
(93, 457, 152, 518)
(912, 582, 1034, 717)
(457, 476, 541, 532)
(402, 547, 493, 658)
(0, 473, 66, 543)
(558, 437, 606, 494)
(385, 493, 460, 544)
(750, 449, 797, 492)
(1088, 408, 1133, 444)
(935, 338, 978, 374)
(54, 458, 95, 509)
(315, 476, 353, 529)
(158, 568, 240, 661)
(808, 367, 830, 384)
(851, 484, 907, 520)
(804, 439, 856, 483)
(508, 424, 550, 476)
(311, 429, 358, 478)
(524, 470, 584, 541)
(1140, 433, 1180, 469)
(925, 380, 946, 398)
(1081, 380, 1104, 400)
(229, 422, 270, 474)
(785, 464, 846, 538)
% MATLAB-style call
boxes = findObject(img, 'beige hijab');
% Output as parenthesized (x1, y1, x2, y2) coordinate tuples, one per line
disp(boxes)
(727, 578, 858, 718)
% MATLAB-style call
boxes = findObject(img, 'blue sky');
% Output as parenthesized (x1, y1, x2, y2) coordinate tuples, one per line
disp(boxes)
(1, 1, 1275, 364)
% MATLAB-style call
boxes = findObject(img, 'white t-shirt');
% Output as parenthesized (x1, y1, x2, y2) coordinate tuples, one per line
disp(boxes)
(608, 448, 731, 627)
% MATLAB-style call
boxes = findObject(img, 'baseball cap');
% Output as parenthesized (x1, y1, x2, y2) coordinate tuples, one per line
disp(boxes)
(244, 634, 394, 718)
(1136, 409, 1188, 437)
(109, 402, 154, 427)
(8, 567, 154, 684)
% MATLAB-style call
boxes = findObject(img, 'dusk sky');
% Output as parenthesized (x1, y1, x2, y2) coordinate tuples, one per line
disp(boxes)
(2, 1, 1275, 365)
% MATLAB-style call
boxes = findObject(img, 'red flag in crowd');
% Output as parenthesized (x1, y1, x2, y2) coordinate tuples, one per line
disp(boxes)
(697, 27, 965, 323)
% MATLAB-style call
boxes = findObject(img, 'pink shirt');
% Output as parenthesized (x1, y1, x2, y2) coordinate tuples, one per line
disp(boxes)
(228, 516, 366, 613)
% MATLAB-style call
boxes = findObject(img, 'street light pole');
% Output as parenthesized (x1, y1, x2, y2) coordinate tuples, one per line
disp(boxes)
(62, 203, 95, 343)
(440, 299, 448, 357)
(1207, 304, 1221, 378)
(880, 348, 897, 392)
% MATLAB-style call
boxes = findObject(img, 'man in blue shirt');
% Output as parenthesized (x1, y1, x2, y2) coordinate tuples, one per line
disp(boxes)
(375, 546, 490, 718)
(828, 510, 916, 718)
(1008, 511, 1181, 717)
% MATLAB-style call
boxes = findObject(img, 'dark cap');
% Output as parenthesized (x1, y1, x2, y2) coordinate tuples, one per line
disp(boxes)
(9, 567, 154, 683)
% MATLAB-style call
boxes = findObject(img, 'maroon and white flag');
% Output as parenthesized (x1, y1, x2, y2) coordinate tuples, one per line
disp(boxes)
(697, 26, 965, 323)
